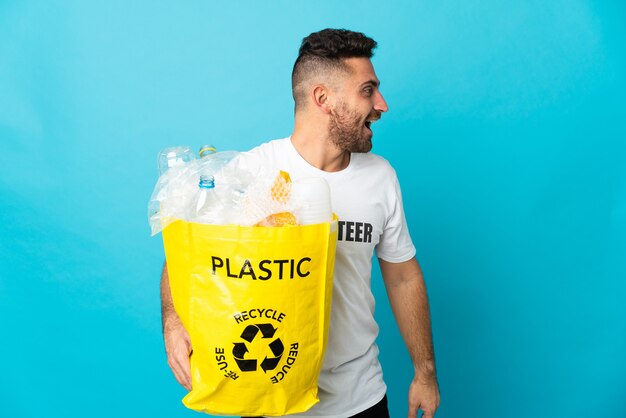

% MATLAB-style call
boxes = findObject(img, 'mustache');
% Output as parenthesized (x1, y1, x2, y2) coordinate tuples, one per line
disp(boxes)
(367, 111, 382, 121)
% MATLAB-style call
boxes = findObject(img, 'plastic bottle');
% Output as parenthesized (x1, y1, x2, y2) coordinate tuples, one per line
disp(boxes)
(199, 144, 217, 159)
(198, 145, 239, 176)
(157, 146, 196, 175)
(189, 174, 222, 224)
(291, 177, 333, 225)
(149, 146, 197, 234)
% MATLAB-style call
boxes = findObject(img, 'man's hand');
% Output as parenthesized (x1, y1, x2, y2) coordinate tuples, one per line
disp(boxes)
(408, 370, 440, 418)
(161, 261, 192, 391)
(164, 317, 192, 391)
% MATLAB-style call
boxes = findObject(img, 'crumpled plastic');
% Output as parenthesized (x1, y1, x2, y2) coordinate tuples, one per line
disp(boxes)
(148, 151, 303, 235)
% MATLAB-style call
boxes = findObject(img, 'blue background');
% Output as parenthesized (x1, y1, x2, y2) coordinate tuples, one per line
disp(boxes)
(1, 1, 625, 417)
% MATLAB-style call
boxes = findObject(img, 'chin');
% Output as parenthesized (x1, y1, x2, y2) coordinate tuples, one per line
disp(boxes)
(348, 139, 372, 153)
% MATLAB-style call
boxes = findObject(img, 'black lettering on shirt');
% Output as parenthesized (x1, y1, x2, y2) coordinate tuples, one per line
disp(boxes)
(346, 221, 355, 241)
(337, 221, 374, 243)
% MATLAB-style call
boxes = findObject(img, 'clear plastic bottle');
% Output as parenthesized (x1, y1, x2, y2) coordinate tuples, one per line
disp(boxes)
(291, 177, 332, 225)
(189, 174, 222, 224)
(197, 144, 233, 182)
(149, 146, 197, 234)
(199, 144, 217, 159)
(157, 146, 196, 175)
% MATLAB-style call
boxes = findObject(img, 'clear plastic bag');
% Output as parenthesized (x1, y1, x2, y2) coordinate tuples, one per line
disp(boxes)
(148, 151, 240, 235)
(148, 150, 333, 235)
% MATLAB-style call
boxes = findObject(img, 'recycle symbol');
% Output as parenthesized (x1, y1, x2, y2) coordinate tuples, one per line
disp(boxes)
(232, 323, 284, 373)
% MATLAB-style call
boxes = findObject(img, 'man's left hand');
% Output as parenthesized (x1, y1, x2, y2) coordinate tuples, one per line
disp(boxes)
(407, 371, 440, 418)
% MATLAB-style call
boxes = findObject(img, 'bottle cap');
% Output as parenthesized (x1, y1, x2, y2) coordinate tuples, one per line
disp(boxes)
(199, 145, 217, 158)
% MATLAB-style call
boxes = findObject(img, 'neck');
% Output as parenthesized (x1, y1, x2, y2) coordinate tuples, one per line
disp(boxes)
(290, 113, 350, 172)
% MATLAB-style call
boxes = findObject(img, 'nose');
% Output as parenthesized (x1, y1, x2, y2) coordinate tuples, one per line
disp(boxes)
(375, 91, 389, 113)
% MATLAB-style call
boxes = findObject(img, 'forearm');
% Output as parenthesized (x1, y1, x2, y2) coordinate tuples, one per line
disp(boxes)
(160, 261, 193, 389)
(391, 278, 435, 373)
(160, 261, 182, 332)
(381, 258, 436, 376)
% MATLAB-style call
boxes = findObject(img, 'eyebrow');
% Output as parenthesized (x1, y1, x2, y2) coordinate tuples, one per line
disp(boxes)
(360, 79, 380, 88)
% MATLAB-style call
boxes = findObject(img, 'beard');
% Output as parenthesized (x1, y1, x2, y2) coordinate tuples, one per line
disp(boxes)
(328, 101, 379, 153)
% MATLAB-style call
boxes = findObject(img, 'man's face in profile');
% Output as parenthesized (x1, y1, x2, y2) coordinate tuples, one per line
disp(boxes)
(328, 57, 388, 153)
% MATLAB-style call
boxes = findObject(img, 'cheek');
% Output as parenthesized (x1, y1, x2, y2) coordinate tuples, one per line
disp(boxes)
(359, 98, 375, 113)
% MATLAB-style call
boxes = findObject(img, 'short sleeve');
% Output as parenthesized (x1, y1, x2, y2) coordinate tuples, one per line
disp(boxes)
(375, 174, 416, 262)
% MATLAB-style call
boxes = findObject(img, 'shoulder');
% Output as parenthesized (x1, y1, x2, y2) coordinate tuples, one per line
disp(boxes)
(350, 152, 403, 202)
(352, 152, 398, 178)
(245, 137, 290, 158)
(232, 137, 290, 175)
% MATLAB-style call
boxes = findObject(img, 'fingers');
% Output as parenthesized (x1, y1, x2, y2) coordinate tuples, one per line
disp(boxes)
(164, 323, 193, 390)
(410, 404, 436, 418)
(168, 346, 192, 390)
(417, 398, 439, 418)
(418, 395, 439, 417)
(421, 406, 436, 418)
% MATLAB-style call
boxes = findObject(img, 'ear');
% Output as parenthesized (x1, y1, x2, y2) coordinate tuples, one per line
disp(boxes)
(311, 84, 333, 114)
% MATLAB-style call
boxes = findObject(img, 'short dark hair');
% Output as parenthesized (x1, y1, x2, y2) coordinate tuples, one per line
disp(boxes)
(292, 29, 378, 110)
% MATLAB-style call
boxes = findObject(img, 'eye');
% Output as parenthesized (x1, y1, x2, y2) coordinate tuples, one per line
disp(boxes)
(363, 86, 373, 96)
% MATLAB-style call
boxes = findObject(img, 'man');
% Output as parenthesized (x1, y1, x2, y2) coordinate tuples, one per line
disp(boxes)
(161, 28, 440, 418)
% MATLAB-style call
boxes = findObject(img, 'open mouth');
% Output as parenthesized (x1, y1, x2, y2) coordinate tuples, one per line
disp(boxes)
(364, 117, 378, 132)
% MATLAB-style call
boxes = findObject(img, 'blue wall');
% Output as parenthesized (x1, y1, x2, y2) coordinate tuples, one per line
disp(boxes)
(1, 1, 624, 417)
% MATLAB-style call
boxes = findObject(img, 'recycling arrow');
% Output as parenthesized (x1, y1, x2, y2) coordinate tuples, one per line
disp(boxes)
(232, 342, 248, 359)
(269, 338, 284, 357)
(257, 323, 277, 338)
(241, 325, 260, 343)
(233, 342, 257, 372)
(260, 338, 285, 373)
(261, 356, 281, 372)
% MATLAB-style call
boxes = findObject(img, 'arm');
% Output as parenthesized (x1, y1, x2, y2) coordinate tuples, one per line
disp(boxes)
(161, 261, 193, 390)
(379, 256, 440, 418)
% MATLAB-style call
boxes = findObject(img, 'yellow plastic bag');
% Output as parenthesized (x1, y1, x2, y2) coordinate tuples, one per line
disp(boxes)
(162, 218, 338, 416)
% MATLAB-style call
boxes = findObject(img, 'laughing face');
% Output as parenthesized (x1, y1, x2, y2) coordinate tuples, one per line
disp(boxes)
(327, 57, 388, 153)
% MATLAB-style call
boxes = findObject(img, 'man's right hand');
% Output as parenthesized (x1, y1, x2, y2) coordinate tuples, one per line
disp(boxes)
(164, 317, 193, 391)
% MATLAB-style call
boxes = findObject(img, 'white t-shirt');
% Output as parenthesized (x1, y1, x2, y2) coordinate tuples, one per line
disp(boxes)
(244, 138, 416, 417)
